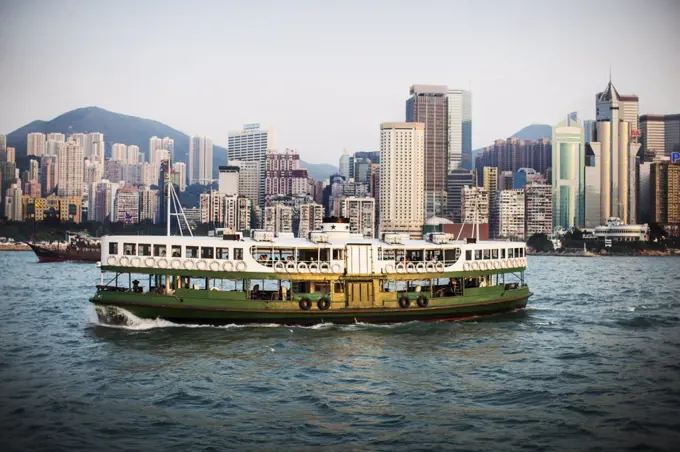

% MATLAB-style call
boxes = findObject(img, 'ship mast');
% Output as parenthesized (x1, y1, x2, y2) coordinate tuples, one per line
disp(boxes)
(165, 172, 193, 237)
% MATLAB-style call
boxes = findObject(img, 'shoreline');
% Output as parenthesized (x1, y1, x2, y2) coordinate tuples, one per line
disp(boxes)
(529, 250, 680, 257)
(0, 244, 31, 251)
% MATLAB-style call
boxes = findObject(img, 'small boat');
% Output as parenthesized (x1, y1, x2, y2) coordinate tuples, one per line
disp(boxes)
(28, 233, 100, 263)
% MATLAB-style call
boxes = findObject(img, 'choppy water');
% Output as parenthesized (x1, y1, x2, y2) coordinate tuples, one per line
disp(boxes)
(1, 251, 679, 451)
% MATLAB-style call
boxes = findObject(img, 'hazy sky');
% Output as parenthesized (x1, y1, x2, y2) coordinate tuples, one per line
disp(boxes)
(1, 0, 679, 163)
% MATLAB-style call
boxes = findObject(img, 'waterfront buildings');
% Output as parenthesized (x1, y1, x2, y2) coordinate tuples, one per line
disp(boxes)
(497, 189, 525, 240)
(264, 203, 293, 235)
(229, 160, 260, 206)
(113, 188, 140, 223)
(666, 115, 680, 155)
(379, 122, 425, 239)
(189, 135, 213, 185)
(524, 184, 553, 236)
(90, 180, 114, 222)
(584, 143, 602, 228)
(139, 187, 159, 223)
(446, 89, 472, 172)
(650, 161, 680, 224)
(298, 203, 324, 238)
(342, 196, 375, 238)
(57, 140, 84, 197)
(264, 150, 308, 204)
(461, 186, 489, 225)
(20, 195, 83, 223)
(4, 182, 22, 220)
(446, 169, 474, 223)
(552, 116, 584, 229)
(594, 217, 649, 242)
(483, 167, 498, 234)
(218, 165, 240, 196)
(640, 115, 666, 156)
(225, 196, 252, 232)
(228, 124, 275, 208)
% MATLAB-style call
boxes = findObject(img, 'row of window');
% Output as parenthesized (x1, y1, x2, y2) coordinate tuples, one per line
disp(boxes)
(109, 242, 244, 260)
(465, 248, 525, 261)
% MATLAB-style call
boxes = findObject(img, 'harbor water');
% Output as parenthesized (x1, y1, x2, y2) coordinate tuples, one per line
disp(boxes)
(0, 251, 679, 451)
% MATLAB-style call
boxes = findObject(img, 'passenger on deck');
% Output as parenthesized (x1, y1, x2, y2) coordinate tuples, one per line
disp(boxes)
(252, 284, 260, 299)
(281, 286, 287, 300)
(132, 280, 142, 293)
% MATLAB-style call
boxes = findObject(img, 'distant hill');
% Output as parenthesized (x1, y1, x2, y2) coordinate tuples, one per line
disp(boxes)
(5, 106, 337, 179)
(471, 123, 552, 167)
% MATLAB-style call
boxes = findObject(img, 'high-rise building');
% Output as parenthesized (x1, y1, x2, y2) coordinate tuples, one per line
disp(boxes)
(27, 132, 46, 157)
(139, 186, 159, 223)
(264, 150, 307, 204)
(85, 133, 105, 166)
(40, 155, 58, 197)
(4, 182, 22, 220)
(218, 165, 240, 195)
(5, 147, 15, 164)
(140, 163, 153, 186)
(0, 135, 6, 157)
(229, 160, 260, 206)
(149, 136, 163, 168)
(497, 189, 525, 240)
(264, 203, 293, 235)
(22, 180, 41, 198)
(524, 184, 552, 237)
(650, 162, 680, 224)
(172, 162, 187, 192)
(483, 166, 498, 234)
(584, 143, 602, 227)
(461, 186, 489, 224)
(446, 89, 472, 172)
(45, 133, 65, 156)
(228, 124, 275, 208)
(90, 180, 114, 222)
(111, 143, 127, 161)
(666, 114, 680, 156)
(636, 161, 652, 224)
(446, 169, 474, 223)
(342, 196, 375, 238)
(28, 159, 39, 182)
(127, 145, 140, 165)
(639, 115, 666, 156)
(57, 140, 84, 197)
(224, 195, 252, 232)
(500, 171, 513, 191)
(339, 150, 350, 180)
(200, 191, 227, 225)
(552, 116, 584, 229)
(406, 85, 448, 218)
(379, 122, 425, 239)
(113, 188, 140, 223)
(298, 203, 323, 238)
(513, 168, 545, 189)
(162, 137, 174, 161)
(189, 135, 213, 185)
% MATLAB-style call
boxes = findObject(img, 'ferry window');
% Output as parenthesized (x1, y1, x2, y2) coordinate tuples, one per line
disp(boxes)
(466, 250, 472, 261)
(123, 243, 136, 256)
(520, 248, 525, 257)
(474, 250, 482, 260)
(334, 281, 345, 293)
(185, 246, 199, 259)
(492, 249, 499, 259)
(508, 248, 514, 258)
(333, 249, 344, 260)
(515, 248, 520, 257)
(171, 245, 181, 257)
(234, 248, 243, 260)
(483, 249, 491, 260)
(138, 244, 151, 256)
(153, 245, 167, 257)
(382, 249, 395, 260)
(201, 247, 214, 259)
(501, 249, 506, 259)
(108, 242, 118, 254)
(216, 248, 229, 259)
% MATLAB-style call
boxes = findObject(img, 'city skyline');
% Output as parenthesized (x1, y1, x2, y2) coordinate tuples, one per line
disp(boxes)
(1, 0, 679, 164)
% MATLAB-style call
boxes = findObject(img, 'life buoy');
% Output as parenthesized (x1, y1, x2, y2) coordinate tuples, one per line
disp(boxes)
(119, 256, 130, 266)
(406, 262, 416, 273)
(435, 262, 444, 272)
(285, 261, 297, 273)
(426, 262, 436, 273)
(209, 261, 220, 271)
(331, 263, 342, 273)
(463, 262, 471, 271)
(514, 258, 520, 267)
(416, 262, 426, 273)
(184, 260, 195, 270)
(417, 295, 429, 308)
(171, 259, 182, 269)
(130, 257, 141, 267)
(144, 257, 155, 267)
(396, 263, 405, 273)
(320, 263, 330, 273)
(399, 295, 410, 309)
(223, 261, 234, 272)
(471, 261, 479, 271)
(107, 256, 117, 266)
(235, 261, 247, 272)
(384, 263, 395, 273)
(274, 262, 286, 272)
(479, 261, 486, 271)
(317, 297, 331, 310)
(298, 262, 308, 273)
(502, 260, 508, 269)
(196, 260, 207, 271)
(494, 261, 500, 270)
(157, 258, 168, 269)
(299, 298, 312, 311)
(309, 262, 319, 273)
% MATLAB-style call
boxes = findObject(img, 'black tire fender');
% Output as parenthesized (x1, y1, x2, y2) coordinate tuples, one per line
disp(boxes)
(317, 297, 331, 311)
(417, 295, 429, 308)
(299, 298, 312, 311)
(399, 295, 410, 309)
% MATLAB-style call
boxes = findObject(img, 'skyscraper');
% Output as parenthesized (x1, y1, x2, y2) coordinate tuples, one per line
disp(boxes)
(552, 116, 585, 229)
(379, 122, 425, 239)
(228, 124, 275, 208)
(111, 143, 127, 161)
(91, 180, 113, 222)
(665, 114, 680, 155)
(639, 115, 666, 156)
(446, 169, 474, 223)
(483, 167, 498, 235)
(406, 85, 448, 218)
(461, 186, 489, 224)
(172, 162, 186, 192)
(57, 140, 84, 197)
(113, 188, 140, 223)
(218, 165, 240, 195)
(497, 189, 525, 240)
(139, 186, 159, 223)
(229, 160, 260, 206)
(339, 150, 350, 180)
(162, 137, 175, 161)
(127, 145, 140, 165)
(650, 161, 680, 225)
(189, 136, 214, 185)
(298, 203, 323, 238)
(40, 155, 58, 197)
(149, 136, 163, 167)
(264, 203, 293, 235)
(27, 132, 46, 157)
(446, 89, 472, 172)
(524, 184, 553, 237)
(342, 196, 376, 238)
(584, 143, 601, 227)
(4, 182, 22, 221)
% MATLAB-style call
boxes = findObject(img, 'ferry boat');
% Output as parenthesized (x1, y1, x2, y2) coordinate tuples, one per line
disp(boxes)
(29, 233, 100, 263)
(91, 218, 531, 325)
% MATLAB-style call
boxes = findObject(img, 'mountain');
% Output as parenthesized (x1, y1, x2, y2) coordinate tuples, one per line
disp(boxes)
(510, 124, 552, 141)
(5, 106, 337, 180)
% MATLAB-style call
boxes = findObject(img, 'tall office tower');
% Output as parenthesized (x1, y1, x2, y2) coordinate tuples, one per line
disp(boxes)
(500, 171, 513, 190)
(298, 203, 324, 238)
(224, 195, 252, 232)
(113, 188, 140, 223)
(172, 162, 187, 192)
(149, 136, 163, 167)
(45, 133, 65, 156)
(264, 203, 293, 235)
(482, 167, 498, 234)
(139, 187, 159, 223)
(111, 143, 127, 161)
(639, 115, 665, 155)
(524, 184, 553, 237)
(584, 143, 602, 227)
(85, 133, 105, 166)
(264, 149, 303, 203)
(650, 162, 680, 224)
(446, 89, 472, 172)
(126, 145, 140, 165)
(228, 124, 275, 208)
(552, 116, 585, 229)
(218, 165, 240, 195)
(27, 132, 46, 157)
(40, 155, 58, 197)
(339, 150, 350, 180)
(199, 191, 227, 225)
(189, 135, 214, 185)
(636, 161, 652, 224)
(162, 137, 174, 161)
(594, 82, 641, 223)
(583, 120, 596, 144)
(666, 114, 680, 155)
(446, 169, 474, 223)
(229, 160, 261, 206)
(406, 85, 448, 218)
(497, 189, 525, 240)
(57, 140, 84, 197)
(379, 122, 425, 239)
(461, 186, 489, 224)
(4, 182, 23, 221)
(28, 159, 39, 182)
(342, 196, 376, 238)
(91, 180, 113, 222)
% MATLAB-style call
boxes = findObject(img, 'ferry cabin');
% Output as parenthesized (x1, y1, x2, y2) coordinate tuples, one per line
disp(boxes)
(94, 220, 529, 323)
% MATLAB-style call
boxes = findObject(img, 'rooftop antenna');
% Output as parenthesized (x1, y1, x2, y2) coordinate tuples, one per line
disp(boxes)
(609, 63, 612, 85)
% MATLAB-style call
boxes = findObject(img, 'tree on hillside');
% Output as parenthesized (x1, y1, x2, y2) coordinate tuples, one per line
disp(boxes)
(527, 233, 554, 252)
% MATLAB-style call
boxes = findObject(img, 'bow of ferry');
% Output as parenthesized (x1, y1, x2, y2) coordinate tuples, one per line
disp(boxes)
(91, 218, 531, 325)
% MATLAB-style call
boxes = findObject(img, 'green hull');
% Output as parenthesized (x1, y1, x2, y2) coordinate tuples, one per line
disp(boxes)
(91, 286, 531, 326)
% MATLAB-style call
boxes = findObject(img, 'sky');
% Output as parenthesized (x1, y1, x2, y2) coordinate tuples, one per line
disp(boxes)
(1, 0, 679, 164)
